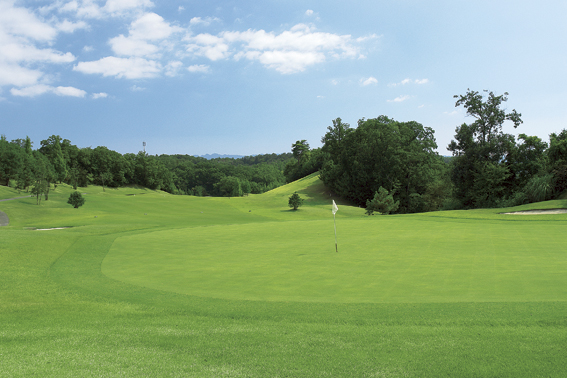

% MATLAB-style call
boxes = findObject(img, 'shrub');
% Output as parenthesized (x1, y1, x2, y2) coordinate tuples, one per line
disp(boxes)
(68, 191, 85, 209)
(366, 187, 399, 215)
(288, 192, 304, 210)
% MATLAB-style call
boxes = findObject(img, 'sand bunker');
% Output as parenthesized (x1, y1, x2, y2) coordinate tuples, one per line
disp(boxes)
(503, 209, 567, 215)
(34, 227, 71, 231)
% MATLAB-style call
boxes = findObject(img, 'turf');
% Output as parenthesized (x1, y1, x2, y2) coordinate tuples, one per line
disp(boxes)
(1, 173, 567, 377)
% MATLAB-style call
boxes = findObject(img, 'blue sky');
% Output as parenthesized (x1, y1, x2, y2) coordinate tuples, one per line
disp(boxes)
(1, 0, 566, 156)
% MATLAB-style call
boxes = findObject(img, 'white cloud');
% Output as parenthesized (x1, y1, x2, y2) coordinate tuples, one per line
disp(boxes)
(387, 95, 411, 103)
(305, 10, 314, 16)
(189, 16, 220, 27)
(361, 76, 378, 86)
(129, 12, 179, 40)
(131, 85, 145, 91)
(0, 63, 43, 87)
(240, 50, 325, 74)
(83, 45, 94, 52)
(186, 33, 231, 61)
(0, 1, 78, 92)
(62, 0, 103, 19)
(0, 1, 57, 42)
(110, 34, 159, 56)
(389, 78, 429, 87)
(165, 60, 182, 76)
(53, 86, 87, 97)
(108, 13, 182, 57)
(10, 84, 52, 97)
(57, 19, 88, 33)
(356, 34, 380, 43)
(103, 0, 154, 16)
(74, 56, 161, 79)
(52, 0, 154, 19)
(187, 64, 210, 73)
(1, 43, 76, 64)
(178, 6, 185, 12)
(186, 23, 366, 74)
(92, 92, 108, 99)
(10, 84, 86, 97)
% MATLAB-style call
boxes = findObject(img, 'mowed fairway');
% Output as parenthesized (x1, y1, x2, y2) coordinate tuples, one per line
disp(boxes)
(2, 175, 567, 377)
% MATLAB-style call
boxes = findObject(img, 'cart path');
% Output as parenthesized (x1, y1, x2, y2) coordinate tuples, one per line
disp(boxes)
(0, 195, 33, 202)
(0, 211, 8, 226)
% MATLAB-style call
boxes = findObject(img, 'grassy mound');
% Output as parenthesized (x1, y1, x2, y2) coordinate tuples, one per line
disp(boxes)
(1, 175, 567, 377)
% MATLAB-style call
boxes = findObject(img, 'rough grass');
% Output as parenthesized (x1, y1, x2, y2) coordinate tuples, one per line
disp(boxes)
(1, 173, 567, 377)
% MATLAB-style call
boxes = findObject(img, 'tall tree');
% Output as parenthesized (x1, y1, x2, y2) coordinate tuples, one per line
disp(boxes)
(453, 89, 522, 147)
(0, 135, 23, 186)
(15, 137, 35, 191)
(321, 118, 352, 158)
(31, 151, 55, 204)
(40, 135, 67, 183)
(448, 90, 522, 208)
(291, 140, 310, 163)
(547, 129, 567, 195)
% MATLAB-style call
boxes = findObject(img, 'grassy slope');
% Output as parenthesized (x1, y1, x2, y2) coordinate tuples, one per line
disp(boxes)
(1, 175, 567, 377)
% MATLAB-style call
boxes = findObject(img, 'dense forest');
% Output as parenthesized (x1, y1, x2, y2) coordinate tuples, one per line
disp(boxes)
(0, 134, 292, 199)
(2, 89, 567, 213)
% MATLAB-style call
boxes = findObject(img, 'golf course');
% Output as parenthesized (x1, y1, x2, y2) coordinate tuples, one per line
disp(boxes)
(1, 173, 567, 377)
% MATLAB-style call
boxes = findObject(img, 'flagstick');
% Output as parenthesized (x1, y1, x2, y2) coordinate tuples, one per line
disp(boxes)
(333, 212, 338, 253)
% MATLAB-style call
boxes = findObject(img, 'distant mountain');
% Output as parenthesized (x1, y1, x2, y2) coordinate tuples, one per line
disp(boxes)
(197, 153, 245, 160)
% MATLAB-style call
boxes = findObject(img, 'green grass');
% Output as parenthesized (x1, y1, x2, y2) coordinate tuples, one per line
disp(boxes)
(2, 173, 567, 377)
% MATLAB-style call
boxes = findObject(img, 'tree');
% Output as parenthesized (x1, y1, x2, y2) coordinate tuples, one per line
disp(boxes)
(288, 192, 304, 210)
(508, 134, 548, 192)
(321, 117, 352, 158)
(31, 151, 55, 203)
(15, 137, 35, 192)
(365, 187, 399, 215)
(67, 191, 85, 208)
(542, 129, 567, 197)
(0, 135, 23, 186)
(40, 135, 67, 183)
(291, 140, 310, 163)
(284, 147, 324, 183)
(453, 89, 522, 146)
(100, 171, 113, 192)
(448, 90, 522, 208)
(31, 179, 48, 205)
(320, 116, 442, 212)
(215, 176, 242, 197)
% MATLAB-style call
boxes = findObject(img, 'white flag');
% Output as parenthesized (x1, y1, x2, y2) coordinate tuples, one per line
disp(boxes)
(332, 200, 338, 215)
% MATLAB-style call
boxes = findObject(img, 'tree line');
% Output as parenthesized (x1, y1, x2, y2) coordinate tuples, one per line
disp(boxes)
(0, 134, 292, 201)
(286, 89, 567, 213)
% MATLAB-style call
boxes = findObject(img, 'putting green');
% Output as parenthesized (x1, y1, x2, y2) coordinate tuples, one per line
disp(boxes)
(103, 215, 567, 303)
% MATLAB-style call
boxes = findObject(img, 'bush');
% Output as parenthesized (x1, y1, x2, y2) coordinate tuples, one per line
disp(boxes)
(67, 191, 85, 209)
(365, 187, 399, 215)
(288, 192, 304, 210)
